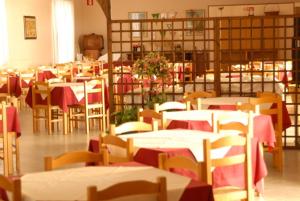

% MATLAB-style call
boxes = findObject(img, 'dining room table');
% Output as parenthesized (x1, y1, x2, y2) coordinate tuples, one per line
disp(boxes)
(168, 96, 291, 133)
(89, 128, 267, 194)
(25, 81, 109, 135)
(19, 166, 213, 201)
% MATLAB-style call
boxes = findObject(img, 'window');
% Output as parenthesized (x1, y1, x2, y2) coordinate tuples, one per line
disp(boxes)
(52, 0, 75, 63)
(0, 0, 8, 66)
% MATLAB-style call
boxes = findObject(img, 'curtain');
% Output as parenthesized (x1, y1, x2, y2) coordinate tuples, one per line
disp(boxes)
(52, 0, 75, 63)
(0, 0, 8, 66)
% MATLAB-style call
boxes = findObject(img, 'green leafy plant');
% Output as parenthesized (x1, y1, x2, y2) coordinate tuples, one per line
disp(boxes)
(112, 106, 138, 126)
(133, 52, 171, 80)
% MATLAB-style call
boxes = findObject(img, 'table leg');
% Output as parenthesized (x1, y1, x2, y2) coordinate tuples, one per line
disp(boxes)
(63, 111, 68, 135)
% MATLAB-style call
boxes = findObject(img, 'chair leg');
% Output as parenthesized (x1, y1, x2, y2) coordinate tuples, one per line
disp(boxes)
(15, 137, 20, 174)
(85, 110, 89, 135)
(47, 108, 52, 135)
(69, 109, 73, 133)
(32, 109, 36, 133)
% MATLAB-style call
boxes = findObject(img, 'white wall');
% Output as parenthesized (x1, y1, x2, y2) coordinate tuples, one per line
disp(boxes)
(6, 0, 53, 69)
(74, 0, 107, 54)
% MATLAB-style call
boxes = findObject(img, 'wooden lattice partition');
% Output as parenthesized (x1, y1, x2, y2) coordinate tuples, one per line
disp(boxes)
(97, 0, 300, 148)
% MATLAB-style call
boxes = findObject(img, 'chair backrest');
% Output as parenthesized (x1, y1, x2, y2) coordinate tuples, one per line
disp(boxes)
(236, 102, 259, 114)
(32, 81, 51, 106)
(249, 93, 282, 136)
(203, 134, 253, 200)
(44, 150, 109, 171)
(183, 91, 216, 109)
(138, 108, 163, 128)
(87, 177, 167, 201)
(0, 175, 21, 201)
(154, 101, 190, 113)
(84, 78, 105, 105)
(158, 153, 203, 181)
(110, 121, 156, 135)
(99, 134, 134, 163)
(213, 111, 254, 136)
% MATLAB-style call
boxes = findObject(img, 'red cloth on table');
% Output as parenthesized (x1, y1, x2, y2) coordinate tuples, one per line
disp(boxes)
(208, 102, 291, 132)
(88, 136, 265, 193)
(168, 111, 276, 148)
(0, 76, 22, 97)
(25, 85, 109, 112)
(37, 71, 57, 81)
(0, 106, 21, 137)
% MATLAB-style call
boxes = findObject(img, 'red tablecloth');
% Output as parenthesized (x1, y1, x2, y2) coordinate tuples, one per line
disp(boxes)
(168, 113, 276, 148)
(89, 135, 265, 194)
(0, 76, 22, 97)
(207, 102, 291, 131)
(37, 71, 57, 81)
(0, 106, 21, 137)
(25, 84, 109, 112)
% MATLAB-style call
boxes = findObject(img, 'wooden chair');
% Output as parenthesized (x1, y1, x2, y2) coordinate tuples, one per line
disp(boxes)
(138, 108, 163, 129)
(19, 71, 36, 109)
(154, 101, 191, 113)
(203, 134, 254, 201)
(0, 175, 21, 201)
(32, 81, 63, 135)
(110, 121, 157, 135)
(44, 150, 109, 171)
(214, 111, 254, 136)
(158, 153, 203, 181)
(69, 78, 106, 135)
(2, 97, 21, 174)
(99, 133, 134, 163)
(183, 91, 216, 110)
(87, 176, 167, 201)
(236, 102, 259, 113)
(250, 92, 283, 171)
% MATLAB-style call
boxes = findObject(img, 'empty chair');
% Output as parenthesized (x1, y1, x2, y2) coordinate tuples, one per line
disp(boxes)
(236, 102, 259, 113)
(32, 81, 63, 135)
(158, 153, 203, 181)
(214, 111, 254, 136)
(99, 133, 134, 163)
(87, 177, 167, 201)
(203, 134, 254, 201)
(69, 78, 106, 135)
(154, 101, 190, 113)
(138, 108, 163, 129)
(250, 92, 283, 171)
(110, 121, 157, 135)
(183, 90, 216, 109)
(44, 150, 109, 171)
(0, 175, 21, 201)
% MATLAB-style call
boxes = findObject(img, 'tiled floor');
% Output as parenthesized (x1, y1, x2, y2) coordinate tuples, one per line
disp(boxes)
(9, 110, 300, 200)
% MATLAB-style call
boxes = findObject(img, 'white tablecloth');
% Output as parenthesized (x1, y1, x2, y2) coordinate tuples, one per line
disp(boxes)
(22, 166, 190, 201)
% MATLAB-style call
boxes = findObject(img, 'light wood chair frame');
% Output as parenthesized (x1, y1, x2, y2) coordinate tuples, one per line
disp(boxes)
(158, 153, 204, 181)
(87, 176, 167, 201)
(99, 133, 134, 163)
(44, 150, 109, 171)
(0, 175, 21, 201)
